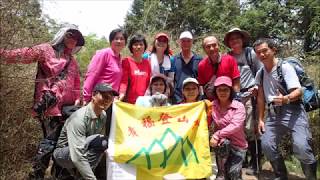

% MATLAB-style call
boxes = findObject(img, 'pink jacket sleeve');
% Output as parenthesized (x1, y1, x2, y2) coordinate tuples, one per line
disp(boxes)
(1, 44, 45, 64)
(82, 51, 108, 102)
(119, 58, 129, 95)
(73, 60, 81, 101)
(214, 103, 246, 139)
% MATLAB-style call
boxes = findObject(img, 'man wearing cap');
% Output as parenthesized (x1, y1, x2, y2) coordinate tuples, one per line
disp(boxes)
(53, 83, 118, 179)
(224, 28, 263, 175)
(173, 31, 202, 104)
(198, 35, 240, 101)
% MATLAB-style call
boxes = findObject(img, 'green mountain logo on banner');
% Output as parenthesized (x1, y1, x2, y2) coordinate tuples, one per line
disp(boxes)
(126, 128, 199, 169)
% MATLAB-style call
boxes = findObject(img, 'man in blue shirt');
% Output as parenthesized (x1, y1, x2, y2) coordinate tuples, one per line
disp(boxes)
(173, 31, 202, 104)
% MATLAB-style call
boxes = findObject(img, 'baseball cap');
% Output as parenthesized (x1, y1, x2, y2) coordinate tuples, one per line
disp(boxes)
(179, 31, 193, 40)
(223, 28, 250, 48)
(214, 76, 232, 87)
(93, 83, 119, 96)
(183, 77, 199, 87)
(155, 32, 169, 41)
(151, 73, 167, 83)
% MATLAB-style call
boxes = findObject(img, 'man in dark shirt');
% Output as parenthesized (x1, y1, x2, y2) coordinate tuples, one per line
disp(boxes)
(173, 31, 202, 104)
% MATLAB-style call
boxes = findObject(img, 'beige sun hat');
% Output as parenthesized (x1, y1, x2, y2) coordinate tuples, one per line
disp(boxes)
(223, 27, 250, 48)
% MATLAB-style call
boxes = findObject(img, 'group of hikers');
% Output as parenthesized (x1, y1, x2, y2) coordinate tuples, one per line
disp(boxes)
(0, 24, 318, 180)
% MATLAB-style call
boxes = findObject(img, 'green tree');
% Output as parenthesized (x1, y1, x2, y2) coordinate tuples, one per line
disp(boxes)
(236, 0, 320, 54)
(0, 0, 53, 178)
(76, 34, 109, 75)
(0, 0, 51, 48)
(123, 0, 145, 36)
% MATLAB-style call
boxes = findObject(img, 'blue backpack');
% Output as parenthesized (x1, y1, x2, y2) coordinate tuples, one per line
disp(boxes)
(276, 57, 320, 112)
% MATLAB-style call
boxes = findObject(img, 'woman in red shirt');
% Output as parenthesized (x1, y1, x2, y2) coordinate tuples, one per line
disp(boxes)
(119, 34, 151, 104)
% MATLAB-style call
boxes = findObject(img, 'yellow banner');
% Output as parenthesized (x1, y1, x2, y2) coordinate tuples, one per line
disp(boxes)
(112, 101, 212, 180)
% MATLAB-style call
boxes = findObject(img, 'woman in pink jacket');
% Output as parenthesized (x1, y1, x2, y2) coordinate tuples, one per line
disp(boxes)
(209, 76, 247, 180)
(82, 28, 127, 104)
(0, 25, 85, 178)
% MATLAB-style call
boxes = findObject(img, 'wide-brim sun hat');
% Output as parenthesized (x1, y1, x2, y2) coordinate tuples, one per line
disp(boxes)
(66, 29, 85, 47)
(223, 27, 250, 48)
(214, 76, 232, 87)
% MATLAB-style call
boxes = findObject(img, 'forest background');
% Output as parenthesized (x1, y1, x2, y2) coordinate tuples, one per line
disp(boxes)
(0, 0, 319, 179)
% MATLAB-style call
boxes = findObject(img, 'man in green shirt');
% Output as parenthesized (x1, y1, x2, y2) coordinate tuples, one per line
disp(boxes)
(53, 83, 118, 179)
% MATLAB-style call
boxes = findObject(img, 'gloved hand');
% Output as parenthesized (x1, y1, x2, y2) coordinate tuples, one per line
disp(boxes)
(86, 135, 108, 151)
(151, 93, 168, 107)
(33, 91, 57, 115)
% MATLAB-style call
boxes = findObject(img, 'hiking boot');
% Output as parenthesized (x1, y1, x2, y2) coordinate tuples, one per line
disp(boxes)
(270, 157, 288, 180)
(301, 161, 317, 180)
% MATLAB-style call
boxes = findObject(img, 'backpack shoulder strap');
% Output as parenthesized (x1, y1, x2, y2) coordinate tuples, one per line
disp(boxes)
(276, 58, 289, 94)
(245, 47, 253, 67)
(245, 47, 254, 73)
(260, 68, 264, 86)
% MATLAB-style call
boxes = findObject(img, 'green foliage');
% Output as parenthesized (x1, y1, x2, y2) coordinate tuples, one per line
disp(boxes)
(124, 0, 240, 39)
(202, 0, 240, 35)
(237, 0, 320, 53)
(0, 0, 51, 48)
(76, 34, 109, 75)
(0, 0, 52, 178)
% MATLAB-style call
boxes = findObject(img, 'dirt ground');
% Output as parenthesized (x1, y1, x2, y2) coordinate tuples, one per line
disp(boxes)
(241, 168, 305, 180)
(208, 161, 305, 180)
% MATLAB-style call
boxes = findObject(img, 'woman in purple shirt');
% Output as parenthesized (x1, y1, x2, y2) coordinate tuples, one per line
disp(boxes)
(83, 28, 128, 104)
(209, 76, 247, 180)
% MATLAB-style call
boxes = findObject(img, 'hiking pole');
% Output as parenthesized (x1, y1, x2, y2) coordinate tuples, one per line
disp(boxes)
(252, 97, 260, 178)
(240, 92, 260, 177)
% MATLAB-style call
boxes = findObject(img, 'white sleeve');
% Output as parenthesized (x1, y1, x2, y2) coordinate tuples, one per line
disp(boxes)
(255, 68, 263, 86)
(282, 62, 301, 90)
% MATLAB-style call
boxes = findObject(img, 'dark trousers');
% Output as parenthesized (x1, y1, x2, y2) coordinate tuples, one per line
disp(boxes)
(105, 105, 112, 138)
(31, 116, 64, 178)
(214, 140, 246, 180)
(53, 135, 107, 179)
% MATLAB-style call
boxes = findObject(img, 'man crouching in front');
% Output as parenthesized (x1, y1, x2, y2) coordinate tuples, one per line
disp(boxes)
(53, 83, 118, 179)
